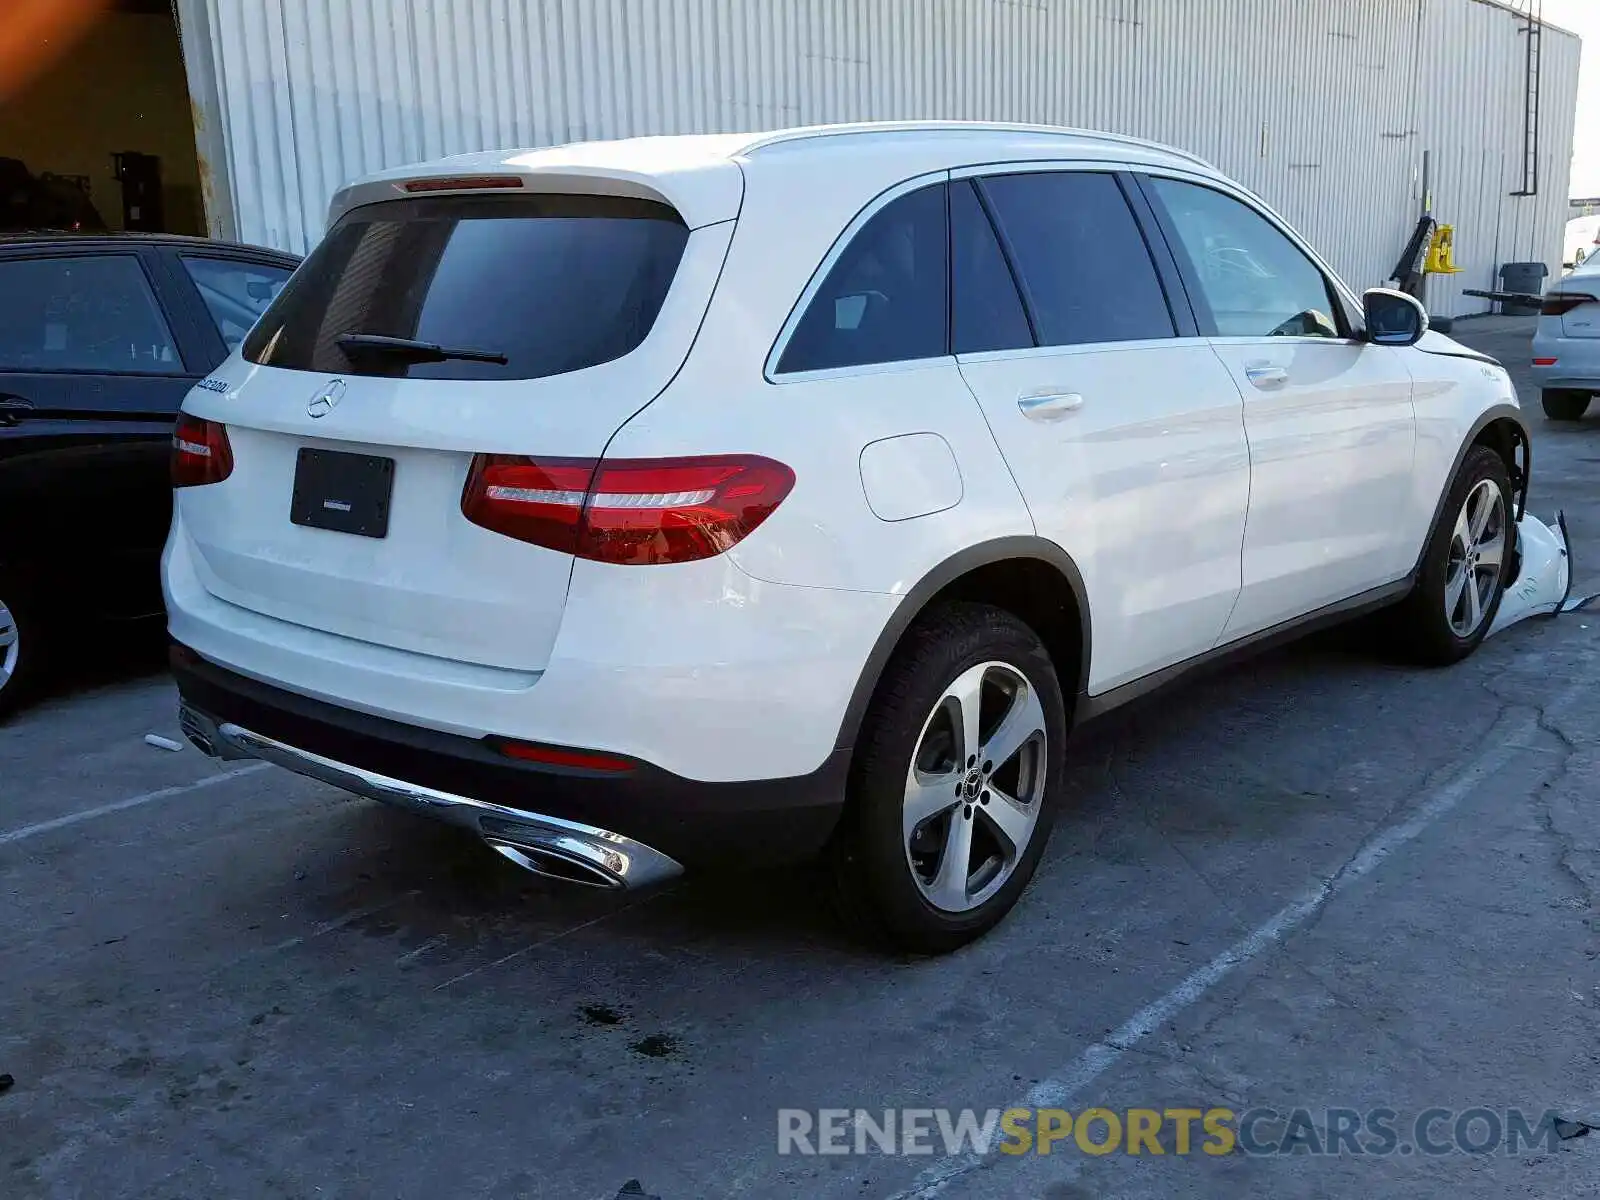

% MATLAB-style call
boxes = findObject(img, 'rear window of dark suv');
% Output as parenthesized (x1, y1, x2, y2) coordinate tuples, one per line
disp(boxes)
(242, 193, 690, 381)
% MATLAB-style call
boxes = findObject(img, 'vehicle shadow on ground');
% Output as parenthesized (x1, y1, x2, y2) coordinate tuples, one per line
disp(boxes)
(278, 623, 1386, 974)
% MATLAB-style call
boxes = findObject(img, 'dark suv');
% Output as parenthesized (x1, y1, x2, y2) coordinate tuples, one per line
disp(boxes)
(0, 233, 299, 716)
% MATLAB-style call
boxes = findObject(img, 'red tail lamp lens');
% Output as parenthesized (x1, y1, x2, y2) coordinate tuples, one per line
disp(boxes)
(462, 454, 795, 565)
(172, 414, 233, 487)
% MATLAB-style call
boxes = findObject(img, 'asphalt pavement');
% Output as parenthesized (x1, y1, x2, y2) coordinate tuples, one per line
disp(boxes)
(2, 316, 1597, 1199)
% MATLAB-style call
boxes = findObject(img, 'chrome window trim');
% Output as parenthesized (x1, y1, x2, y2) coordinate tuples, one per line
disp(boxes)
(954, 335, 1200, 367)
(764, 157, 1369, 382)
(948, 157, 1135, 181)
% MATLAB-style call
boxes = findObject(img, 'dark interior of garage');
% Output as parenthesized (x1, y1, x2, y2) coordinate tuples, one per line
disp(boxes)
(0, 0, 204, 236)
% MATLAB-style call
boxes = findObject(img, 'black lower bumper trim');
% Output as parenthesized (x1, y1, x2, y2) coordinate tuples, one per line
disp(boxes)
(170, 647, 848, 868)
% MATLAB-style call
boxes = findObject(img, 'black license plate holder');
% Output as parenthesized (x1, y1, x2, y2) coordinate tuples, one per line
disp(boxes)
(290, 448, 395, 539)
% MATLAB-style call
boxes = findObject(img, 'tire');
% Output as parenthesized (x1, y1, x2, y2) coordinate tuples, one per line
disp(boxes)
(1541, 389, 1590, 421)
(0, 569, 48, 721)
(1386, 445, 1513, 666)
(827, 603, 1068, 954)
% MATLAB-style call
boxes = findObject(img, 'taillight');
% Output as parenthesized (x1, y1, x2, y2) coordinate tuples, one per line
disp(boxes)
(171, 414, 233, 488)
(462, 454, 795, 565)
(1540, 291, 1596, 317)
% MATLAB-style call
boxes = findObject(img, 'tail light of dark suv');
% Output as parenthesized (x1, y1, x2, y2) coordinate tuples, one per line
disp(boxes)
(171, 415, 234, 488)
(461, 454, 795, 565)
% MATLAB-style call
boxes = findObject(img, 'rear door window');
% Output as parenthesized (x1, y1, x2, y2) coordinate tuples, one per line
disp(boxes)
(181, 255, 294, 352)
(242, 194, 690, 380)
(979, 171, 1177, 347)
(0, 254, 182, 374)
(777, 183, 949, 374)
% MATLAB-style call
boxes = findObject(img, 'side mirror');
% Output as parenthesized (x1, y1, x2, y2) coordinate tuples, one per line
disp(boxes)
(1363, 287, 1429, 347)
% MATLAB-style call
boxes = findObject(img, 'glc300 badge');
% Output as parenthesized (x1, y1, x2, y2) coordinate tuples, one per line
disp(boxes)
(195, 378, 229, 394)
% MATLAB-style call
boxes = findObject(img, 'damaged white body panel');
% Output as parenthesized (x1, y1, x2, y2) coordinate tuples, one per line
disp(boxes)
(1487, 513, 1577, 638)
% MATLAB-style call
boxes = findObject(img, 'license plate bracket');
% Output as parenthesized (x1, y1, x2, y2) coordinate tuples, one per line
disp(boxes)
(290, 448, 395, 538)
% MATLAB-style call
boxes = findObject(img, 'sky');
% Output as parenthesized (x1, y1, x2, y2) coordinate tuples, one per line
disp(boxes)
(1542, 0, 1599, 196)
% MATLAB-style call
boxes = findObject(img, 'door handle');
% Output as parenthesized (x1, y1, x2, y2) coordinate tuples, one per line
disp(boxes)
(1243, 364, 1289, 389)
(1017, 391, 1084, 421)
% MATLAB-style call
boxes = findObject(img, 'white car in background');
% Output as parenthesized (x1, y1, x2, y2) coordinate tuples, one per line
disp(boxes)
(1564, 214, 1600, 268)
(1533, 257, 1600, 419)
(165, 123, 1530, 952)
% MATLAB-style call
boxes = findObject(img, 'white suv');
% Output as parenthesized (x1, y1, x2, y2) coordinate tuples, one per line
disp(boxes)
(166, 123, 1529, 952)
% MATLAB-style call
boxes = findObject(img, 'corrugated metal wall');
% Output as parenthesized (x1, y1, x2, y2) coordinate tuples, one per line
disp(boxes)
(177, 0, 1580, 316)
(1417, 0, 1580, 315)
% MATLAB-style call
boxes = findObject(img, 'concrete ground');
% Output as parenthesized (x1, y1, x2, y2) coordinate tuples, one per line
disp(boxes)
(2, 317, 1597, 1199)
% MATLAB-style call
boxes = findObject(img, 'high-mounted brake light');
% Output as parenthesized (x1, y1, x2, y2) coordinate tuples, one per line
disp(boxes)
(461, 454, 795, 565)
(402, 175, 524, 193)
(1540, 291, 1596, 317)
(171, 414, 233, 488)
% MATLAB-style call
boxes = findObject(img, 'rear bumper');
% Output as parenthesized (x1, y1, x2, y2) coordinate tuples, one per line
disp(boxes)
(172, 648, 849, 871)
(1530, 332, 1600, 392)
(163, 519, 895, 783)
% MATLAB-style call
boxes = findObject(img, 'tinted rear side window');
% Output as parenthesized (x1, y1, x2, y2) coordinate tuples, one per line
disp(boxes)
(980, 172, 1175, 347)
(243, 194, 689, 380)
(777, 184, 948, 374)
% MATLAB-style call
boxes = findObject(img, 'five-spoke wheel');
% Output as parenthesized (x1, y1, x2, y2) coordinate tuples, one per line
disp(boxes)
(829, 604, 1067, 954)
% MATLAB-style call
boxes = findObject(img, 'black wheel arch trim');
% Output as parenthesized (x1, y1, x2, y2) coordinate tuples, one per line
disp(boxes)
(1413, 404, 1530, 582)
(832, 536, 1093, 752)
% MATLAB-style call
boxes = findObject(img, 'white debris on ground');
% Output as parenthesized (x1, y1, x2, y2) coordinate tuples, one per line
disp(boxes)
(1487, 512, 1587, 638)
(143, 734, 184, 752)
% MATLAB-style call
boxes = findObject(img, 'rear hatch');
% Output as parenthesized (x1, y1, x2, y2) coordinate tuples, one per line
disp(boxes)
(178, 180, 734, 670)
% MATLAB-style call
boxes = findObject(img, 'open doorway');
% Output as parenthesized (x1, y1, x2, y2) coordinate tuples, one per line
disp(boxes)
(0, 0, 204, 235)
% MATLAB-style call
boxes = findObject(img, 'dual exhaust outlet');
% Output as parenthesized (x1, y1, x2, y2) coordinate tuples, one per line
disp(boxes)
(179, 704, 683, 891)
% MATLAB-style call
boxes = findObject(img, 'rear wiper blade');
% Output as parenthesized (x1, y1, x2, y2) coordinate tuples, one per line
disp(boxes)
(335, 332, 508, 365)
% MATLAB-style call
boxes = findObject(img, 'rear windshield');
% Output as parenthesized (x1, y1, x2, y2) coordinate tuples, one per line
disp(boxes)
(242, 193, 689, 381)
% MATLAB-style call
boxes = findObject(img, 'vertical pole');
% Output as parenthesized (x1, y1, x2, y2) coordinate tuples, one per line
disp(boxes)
(1418, 150, 1432, 312)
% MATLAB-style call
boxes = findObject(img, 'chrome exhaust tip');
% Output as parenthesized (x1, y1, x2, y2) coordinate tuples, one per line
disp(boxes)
(485, 837, 626, 889)
(179, 703, 253, 761)
(479, 816, 682, 890)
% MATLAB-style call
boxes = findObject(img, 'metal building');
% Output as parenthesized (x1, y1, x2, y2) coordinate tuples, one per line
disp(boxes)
(170, 0, 1579, 316)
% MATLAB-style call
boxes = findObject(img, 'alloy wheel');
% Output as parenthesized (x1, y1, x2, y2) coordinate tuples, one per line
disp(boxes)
(0, 598, 18, 692)
(902, 660, 1048, 913)
(1444, 478, 1506, 638)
